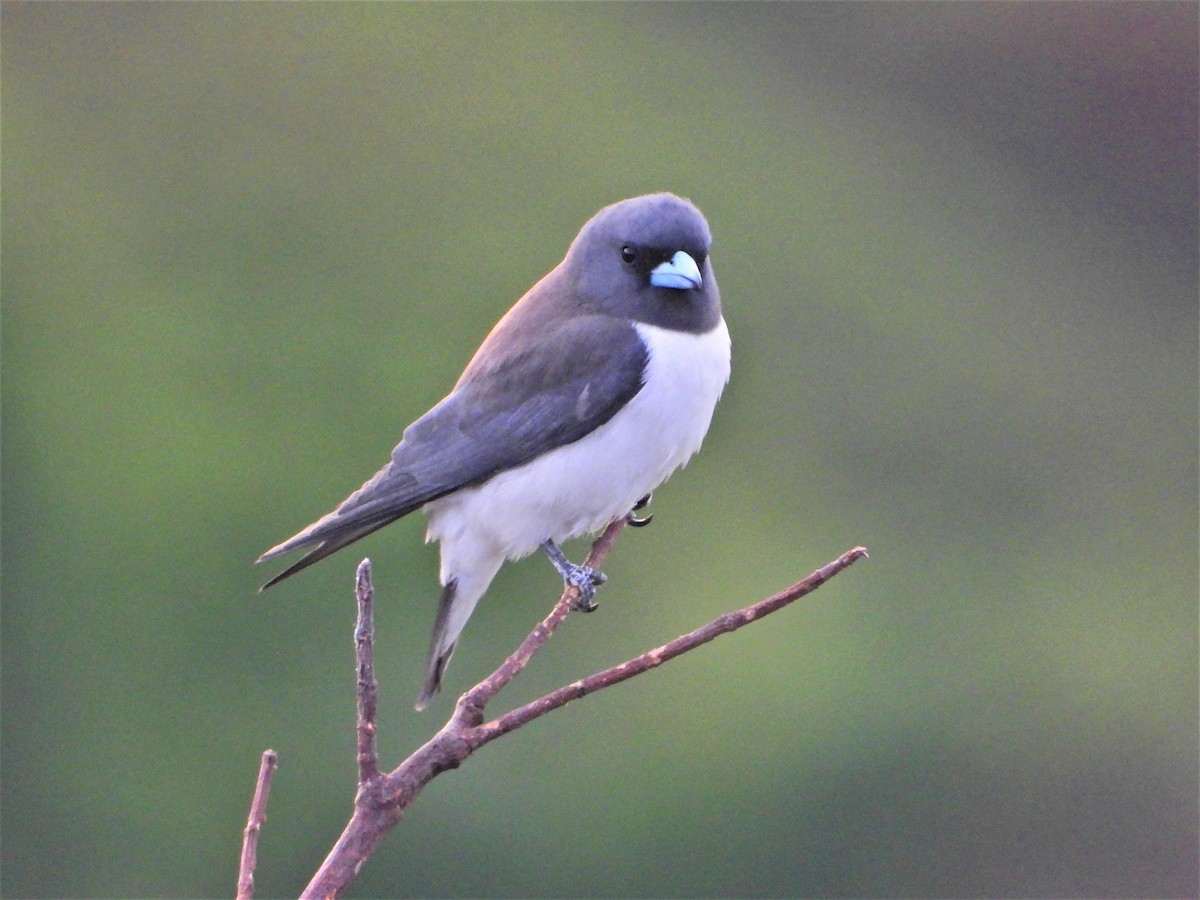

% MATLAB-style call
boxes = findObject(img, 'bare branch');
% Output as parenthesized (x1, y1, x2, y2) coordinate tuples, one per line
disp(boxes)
(473, 544, 870, 745)
(354, 559, 379, 784)
(299, 525, 867, 899)
(236, 748, 278, 900)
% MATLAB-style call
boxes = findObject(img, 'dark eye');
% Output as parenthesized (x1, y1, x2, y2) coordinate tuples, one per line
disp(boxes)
(620, 245, 637, 264)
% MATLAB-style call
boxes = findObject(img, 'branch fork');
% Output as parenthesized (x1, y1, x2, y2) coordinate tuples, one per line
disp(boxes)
(237, 515, 867, 899)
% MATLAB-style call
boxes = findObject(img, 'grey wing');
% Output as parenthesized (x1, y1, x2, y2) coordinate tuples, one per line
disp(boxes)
(257, 315, 648, 588)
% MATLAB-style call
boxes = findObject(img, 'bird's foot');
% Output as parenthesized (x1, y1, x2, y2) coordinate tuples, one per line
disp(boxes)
(628, 493, 654, 528)
(541, 539, 606, 612)
(566, 565, 606, 612)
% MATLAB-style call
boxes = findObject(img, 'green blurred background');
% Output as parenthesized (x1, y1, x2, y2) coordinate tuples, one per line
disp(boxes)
(3, 3, 1196, 897)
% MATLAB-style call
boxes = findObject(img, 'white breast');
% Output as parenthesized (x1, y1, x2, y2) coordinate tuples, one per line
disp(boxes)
(425, 318, 731, 560)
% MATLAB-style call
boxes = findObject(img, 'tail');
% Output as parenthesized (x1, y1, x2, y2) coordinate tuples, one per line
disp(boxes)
(414, 546, 505, 710)
(416, 579, 461, 710)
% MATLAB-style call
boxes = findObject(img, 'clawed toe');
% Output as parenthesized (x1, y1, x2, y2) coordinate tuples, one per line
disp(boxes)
(629, 493, 654, 527)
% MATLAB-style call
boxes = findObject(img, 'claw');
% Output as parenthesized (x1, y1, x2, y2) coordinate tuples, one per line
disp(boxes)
(629, 493, 654, 527)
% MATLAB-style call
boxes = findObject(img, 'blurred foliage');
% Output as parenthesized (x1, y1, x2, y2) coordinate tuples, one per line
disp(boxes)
(2, 3, 1196, 898)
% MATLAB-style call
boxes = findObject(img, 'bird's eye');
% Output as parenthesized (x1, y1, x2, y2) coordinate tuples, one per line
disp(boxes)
(620, 245, 637, 264)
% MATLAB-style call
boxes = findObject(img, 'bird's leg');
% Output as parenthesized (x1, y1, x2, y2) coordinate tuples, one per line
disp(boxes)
(541, 539, 606, 612)
(629, 492, 654, 527)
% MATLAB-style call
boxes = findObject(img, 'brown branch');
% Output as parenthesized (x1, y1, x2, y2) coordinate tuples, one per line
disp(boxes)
(354, 559, 379, 784)
(299, 522, 867, 899)
(236, 748, 278, 900)
(474, 544, 869, 745)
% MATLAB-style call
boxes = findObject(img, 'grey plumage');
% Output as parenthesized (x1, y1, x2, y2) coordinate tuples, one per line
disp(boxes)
(259, 192, 729, 709)
(256, 313, 649, 588)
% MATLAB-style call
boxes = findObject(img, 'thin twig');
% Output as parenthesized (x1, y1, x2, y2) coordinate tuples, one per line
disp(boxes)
(354, 559, 379, 784)
(300, 528, 867, 899)
(474, 545, 869, 745)
(301, 517, 634, 900)
(236, 749, 278, 900)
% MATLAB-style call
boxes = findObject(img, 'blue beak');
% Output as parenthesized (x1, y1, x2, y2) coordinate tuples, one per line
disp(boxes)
(649, 251, 702, 291)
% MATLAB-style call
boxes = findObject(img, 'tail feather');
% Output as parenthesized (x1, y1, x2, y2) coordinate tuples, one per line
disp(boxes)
(415, 643, 456, 711)
(416, 579, 460, 710)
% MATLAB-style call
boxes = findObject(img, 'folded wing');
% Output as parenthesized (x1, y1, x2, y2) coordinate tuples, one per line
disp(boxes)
(257, 314, 648, 588)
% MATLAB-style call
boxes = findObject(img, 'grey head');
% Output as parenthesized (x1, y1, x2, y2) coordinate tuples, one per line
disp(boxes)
(563, 192, 722, 335)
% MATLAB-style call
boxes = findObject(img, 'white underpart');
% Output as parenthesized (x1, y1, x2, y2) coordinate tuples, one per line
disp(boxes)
(422, 318, 731, 655)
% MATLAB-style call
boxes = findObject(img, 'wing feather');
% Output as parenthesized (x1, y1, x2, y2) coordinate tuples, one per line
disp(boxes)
(258, 313, 647, 588)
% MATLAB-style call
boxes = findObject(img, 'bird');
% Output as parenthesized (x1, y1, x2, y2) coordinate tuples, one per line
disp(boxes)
(258, 192, 730, 709)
